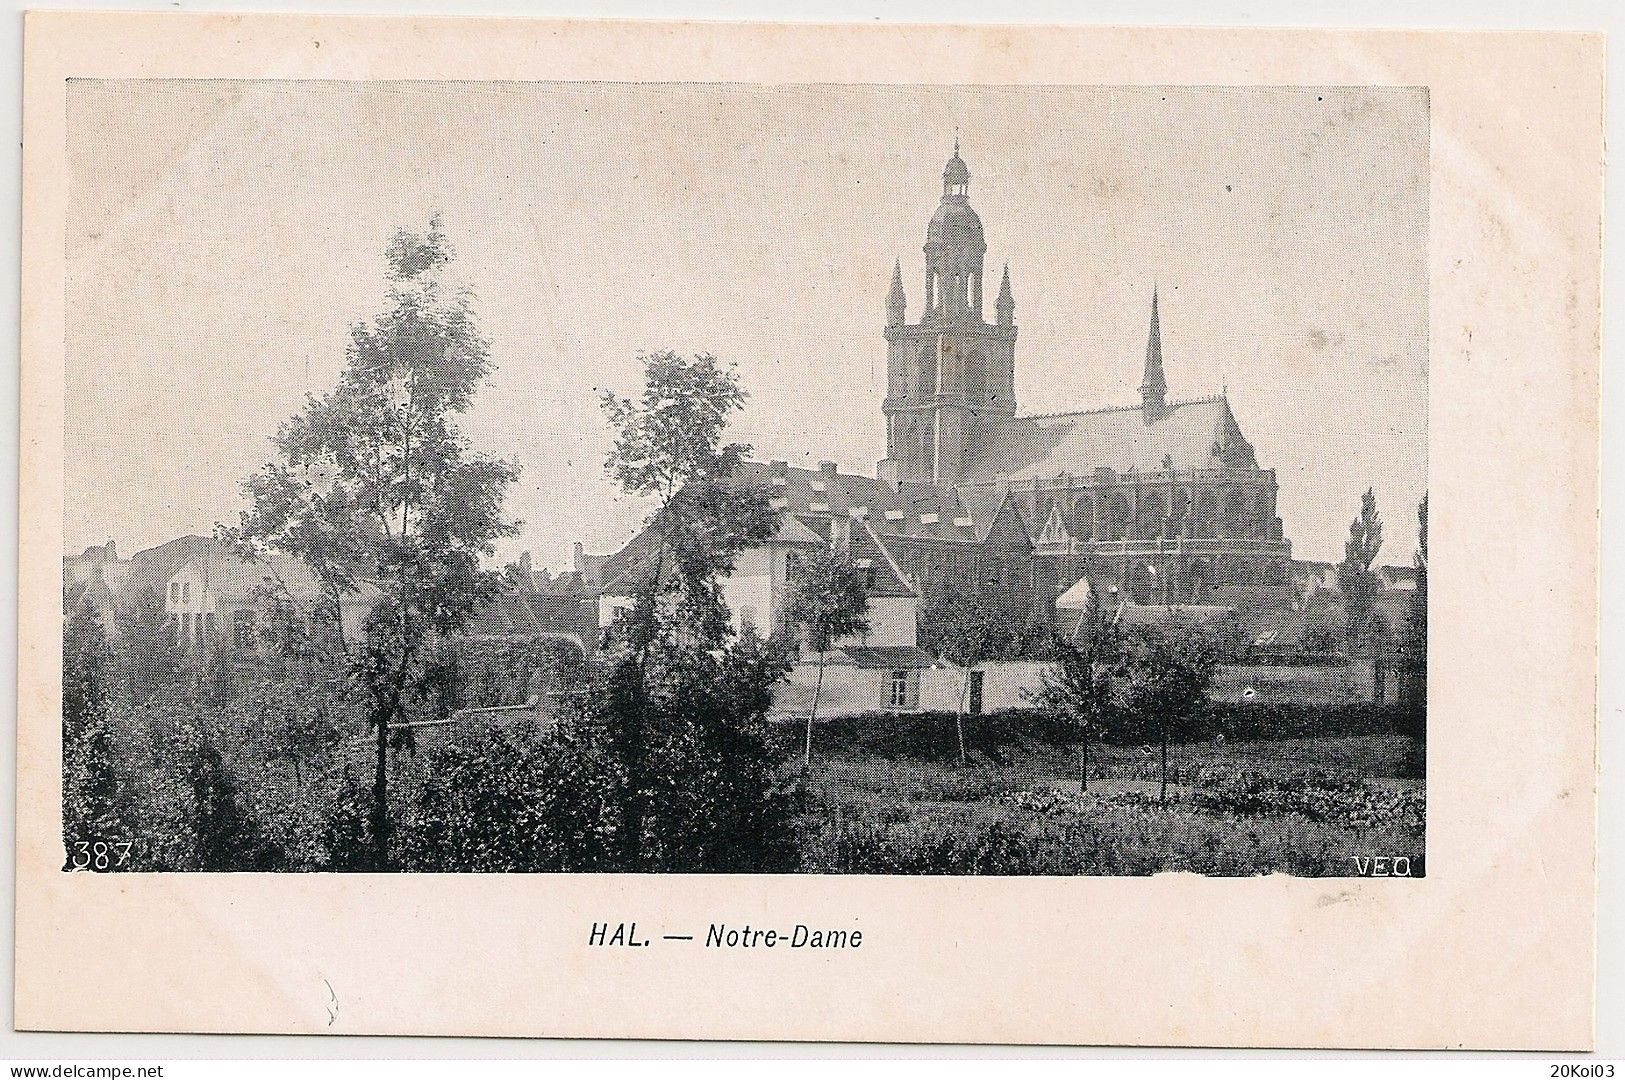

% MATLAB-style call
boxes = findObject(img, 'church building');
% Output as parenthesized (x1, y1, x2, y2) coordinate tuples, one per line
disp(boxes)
(877, 144, 1294, 615)
(586, 144, 1295, 660)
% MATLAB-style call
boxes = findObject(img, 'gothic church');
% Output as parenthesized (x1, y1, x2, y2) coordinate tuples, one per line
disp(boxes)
(589, 145, 1295, 642)
(873, 144, 1294, 617)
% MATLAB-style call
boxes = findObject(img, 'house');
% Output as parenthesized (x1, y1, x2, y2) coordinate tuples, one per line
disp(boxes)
(163, 544, 380, 650)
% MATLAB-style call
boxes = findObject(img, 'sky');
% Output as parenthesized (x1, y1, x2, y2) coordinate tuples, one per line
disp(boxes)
(65, 81, 1427, 568)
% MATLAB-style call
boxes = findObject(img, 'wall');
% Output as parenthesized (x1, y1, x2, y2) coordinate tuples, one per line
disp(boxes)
(835, 594, 917, 649)
(721, 545, 776, 636)
(775, 658, 1379, 718)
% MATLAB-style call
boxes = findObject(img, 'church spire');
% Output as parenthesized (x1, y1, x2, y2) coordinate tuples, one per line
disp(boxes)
(1141, 285, 1168, 413)
(995, 263, 1015, 327)
(886, 258, 906, 327)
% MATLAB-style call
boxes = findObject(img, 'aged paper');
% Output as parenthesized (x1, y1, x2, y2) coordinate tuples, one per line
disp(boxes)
(17, 14, 1600, 1048)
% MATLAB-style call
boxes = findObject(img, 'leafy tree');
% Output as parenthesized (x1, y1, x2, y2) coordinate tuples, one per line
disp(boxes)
(1404, 494, 1428, 710)
(62, 599, 123, 868)
(225, 216, 519, 868)
(784, 546, 869, 768)
(1031, 583, 1118, 792)
(924, 595, 1014, 765)
(395, 724, 620, 872)
(1118, 623, 1222, 804)
(597, 351, 782, 869)
(1337, 488, 1385, 650)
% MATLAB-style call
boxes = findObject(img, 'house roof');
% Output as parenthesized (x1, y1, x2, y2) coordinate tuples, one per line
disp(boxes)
(1113, 602, 1237, 629)
(122, 534, 216, 607)
(1054, 576, 1097, 611)
(836, 644, 939, 669)
(733, 460, 989, 544)
(848, 522, 917, 599)
(170, 546, 379, 607)
(463, 591, 545, 637)
(960, 396, 1257, 483)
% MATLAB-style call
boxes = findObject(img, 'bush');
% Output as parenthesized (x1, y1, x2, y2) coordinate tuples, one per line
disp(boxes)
(442, 636, 587, 710)
(809, 709, 1079, 763)
(797, 800, 1402, 877)
(807, 702, 1422, 762)
(1192, 766, 1425, 830)
(394, 721, 620, 872)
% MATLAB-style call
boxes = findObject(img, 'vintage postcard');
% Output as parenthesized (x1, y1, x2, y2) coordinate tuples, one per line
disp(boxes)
(16, 14, 1600, 1048)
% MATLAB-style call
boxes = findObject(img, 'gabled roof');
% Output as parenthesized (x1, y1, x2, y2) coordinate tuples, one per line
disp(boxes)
(122, 534, 215, 606)
(835, 644, 939, 670)
(1054, 576, 1097, 611)
(1113, 602, 1237, 629)
(1035, 499, 1072, 547)
(960, 396, 1257, 483)
(170, 545, 379, 607)
(848, 521, 916, 599)
(773, 514, 828, 547)
(733, 460, 986, 544)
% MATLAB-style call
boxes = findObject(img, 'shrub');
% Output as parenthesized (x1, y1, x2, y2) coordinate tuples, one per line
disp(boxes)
(394, 721, 620, 873)
(797, 801, 1394, 877)
(1193, 767, 1425, 830)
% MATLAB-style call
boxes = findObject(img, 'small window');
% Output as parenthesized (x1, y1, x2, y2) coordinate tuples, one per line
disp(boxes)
(864, 566, 879, 590)
(739, 605, 758, 633)
(181, 581, 191, 604)
(169, 581, 180, 603)
(887, 668, 920, 710)
(233, 609, 257, 649)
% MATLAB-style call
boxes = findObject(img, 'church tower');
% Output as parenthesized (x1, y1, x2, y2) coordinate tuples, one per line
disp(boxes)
(880, 143, 1018, 486)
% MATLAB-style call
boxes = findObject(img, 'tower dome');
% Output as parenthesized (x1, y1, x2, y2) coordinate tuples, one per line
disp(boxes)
(922, 141, 988, 322)
(926, 199, 985, 248)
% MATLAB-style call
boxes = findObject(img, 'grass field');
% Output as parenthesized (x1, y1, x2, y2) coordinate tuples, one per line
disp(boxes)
(794, 730, 1425, 877)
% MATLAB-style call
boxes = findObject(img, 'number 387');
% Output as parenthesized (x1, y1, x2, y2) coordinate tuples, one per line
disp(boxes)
(68, 840, 133, 871)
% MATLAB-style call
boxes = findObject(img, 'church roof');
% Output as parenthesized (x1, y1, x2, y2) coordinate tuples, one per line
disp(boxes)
(927, 198, 984, 248)
(960, 396, 1257, 483)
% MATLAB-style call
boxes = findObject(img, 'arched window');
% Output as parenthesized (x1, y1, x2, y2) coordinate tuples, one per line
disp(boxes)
(1127, 562, 1158, 604)
(1137, 490, 1166, 540)
(1103, 492, 1130, 541)
(1194, 491, 1219, 539)
(1070, 493, 1094, 540)
(1224, 489, 1247, 537)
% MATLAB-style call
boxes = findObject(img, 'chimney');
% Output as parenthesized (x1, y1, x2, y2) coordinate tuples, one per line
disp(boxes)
(819, 460, 838, 475)
(573, 542, 585, 572)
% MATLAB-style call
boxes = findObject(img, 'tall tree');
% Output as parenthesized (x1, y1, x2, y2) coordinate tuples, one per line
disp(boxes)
(1337, 487, 1385, 650)
(598, 351, 780, 869)
(784, 546, 870, 768)
(62, 599, 123, 868)
(925, 596, 1013, 765)
(225, 216, 519, 869)
(1404, 494, 1429, 708)
(1032, 583, 1118, 792)
(1120, 623, 1221, 804)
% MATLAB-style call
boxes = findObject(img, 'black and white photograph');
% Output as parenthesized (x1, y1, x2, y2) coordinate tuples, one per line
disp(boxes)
(57, 81, 1431, 877)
